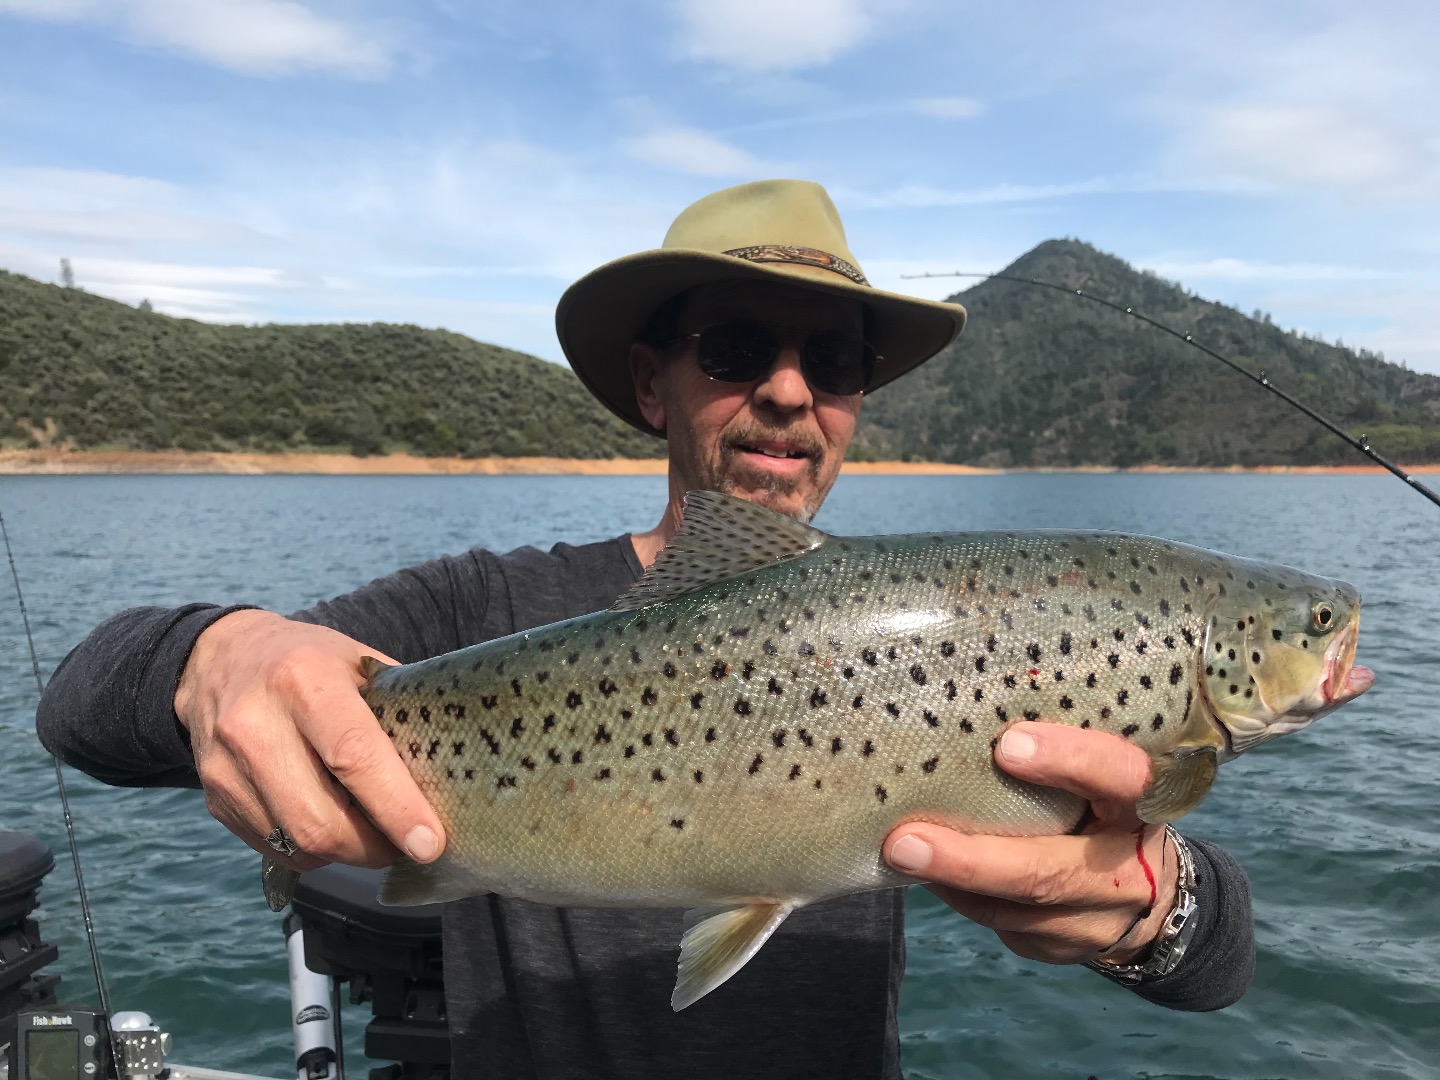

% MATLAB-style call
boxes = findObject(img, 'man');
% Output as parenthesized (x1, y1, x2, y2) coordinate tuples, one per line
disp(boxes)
(38, 180, 1253, 1078)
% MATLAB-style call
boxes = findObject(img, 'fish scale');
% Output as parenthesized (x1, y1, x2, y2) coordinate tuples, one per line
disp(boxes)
(263, 491, 1373, 1010)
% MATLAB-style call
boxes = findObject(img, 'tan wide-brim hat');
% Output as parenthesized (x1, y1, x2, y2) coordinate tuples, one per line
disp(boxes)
(556, 179, 967, 436)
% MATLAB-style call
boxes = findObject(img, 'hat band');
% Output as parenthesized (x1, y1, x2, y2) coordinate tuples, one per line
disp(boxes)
(722, 244, 869, 287)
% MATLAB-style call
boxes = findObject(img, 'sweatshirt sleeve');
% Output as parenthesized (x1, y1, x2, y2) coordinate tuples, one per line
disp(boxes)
(35, 550, 498, 790)
(1101, 836, 1255, 1011)
(35, 604, 257, 788)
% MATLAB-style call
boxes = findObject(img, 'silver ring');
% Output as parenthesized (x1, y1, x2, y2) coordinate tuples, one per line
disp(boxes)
(265, 827, 299, 857)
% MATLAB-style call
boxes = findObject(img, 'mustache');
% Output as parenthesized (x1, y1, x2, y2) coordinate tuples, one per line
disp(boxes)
(721, 423, 826, 461)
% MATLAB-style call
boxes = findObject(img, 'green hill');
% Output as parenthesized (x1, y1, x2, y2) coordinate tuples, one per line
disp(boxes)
(4, 240, 1439, 466)
(853, 239, 1440, 466)
(0, 270, 658, 459)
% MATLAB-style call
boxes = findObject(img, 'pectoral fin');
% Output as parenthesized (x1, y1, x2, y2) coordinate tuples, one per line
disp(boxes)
(673, 901, 795, 1011)
(1137, 747, 1219, 823)
(261, 857, 300, 912)
(378, 853, 480, 906)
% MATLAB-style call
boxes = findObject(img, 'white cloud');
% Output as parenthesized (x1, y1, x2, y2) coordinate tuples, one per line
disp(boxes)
(911, 96, 983, 120)
(1141, 256, 1391, 284)
(1178, 103, 1423, 198)
(622, 127, 768, 177)
(674, 0, 873, 72)
(839, 177, 1138, 209)
(0, 0, 393, 77)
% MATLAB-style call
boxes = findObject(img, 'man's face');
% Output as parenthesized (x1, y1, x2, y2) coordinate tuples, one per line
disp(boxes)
(631, 280, 865, 523)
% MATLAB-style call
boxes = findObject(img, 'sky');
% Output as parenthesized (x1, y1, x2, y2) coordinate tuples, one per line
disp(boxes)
(1, 1, 1437, 371)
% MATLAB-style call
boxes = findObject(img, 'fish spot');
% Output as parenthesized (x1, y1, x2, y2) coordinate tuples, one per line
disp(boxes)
(1100, 707, 1112, 720)
(571, 750, 584, 764)
(642, 732, 654, 747)
(521, 756, 535, 771)
(910, 664, 928, 685)
(1107, 653, 1120, 669)
(974, 656, 987, 673)
(875, 785, 888, 803)
(924, 709, 940, 728)
(1182, 628, 1196, 647)
(670, 818, 684, 830)
(663, 662, 677, 678)
(749, 754, 764, 774)
(886, 702, 901, 718)
(480, 728, 501, 755)
(995, 705, 1008, 722)
(547, 748, 562, 764)
(1170, 664, 1183, 685)
(1228, 648, 1237, 661)
(1230, 684, 1239, 694)
(566, 691, 583, 709)
(1252, 651, 1261, 663)
(763, 640, 778, 656)
(772, 728, 787, 747)
(652, 768, 666, 783)
(1003, 674, 1017, 688)
(767, 677, 784, 696)
(594, 724, 612, 744)
(1130, 581, 1142, 595)
(1152, 713, 1165, 730)
(1059, 696, 1073, 709)
(789, 764, 803, 780)
(842, 666, 855, 679)
(742, 660, 756, 679)
(940, 641, 956, 657)
(973, 687, 984, 701)
(986, 635, 998, 652)
(624, 745, 636, 758)
(1139, 675, 1153, 689)
(598, 677, 618, 698)
(959, 718, 974, 733)
(1113, 628, 1126, 641)
(1060, 632, 1072, 656)
(511, 679, 523, 697)
(690, 692, 705, 709)
(1086, 673, 1097, 688)
(1023, 709, 1039, 720)
(863, 649, 879, 666)
(946, 679, 959, 700)
(1272, 628, 1283, 641)
(1159, 599, 1171, 616)
(567, 653, 579, 666)
(798, 641, 816, 657)
(862, 740, 875, 757)
(665, 728, 679, 746)
(736, 699, 753, 716)
(711, 661, 729, 680)
(496, 774, 517, 789)
(810, 687, 828, 707)
(851, 694, 865, 709)
(1121, 723, 1139, 737)
(1027, 643, 1041, 663)
(1117, 689, 1129, 705)
(1081, 719, 1091, 729)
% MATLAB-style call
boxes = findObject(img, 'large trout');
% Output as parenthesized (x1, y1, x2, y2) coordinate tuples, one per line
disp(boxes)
(264, 492, 1373, 1009)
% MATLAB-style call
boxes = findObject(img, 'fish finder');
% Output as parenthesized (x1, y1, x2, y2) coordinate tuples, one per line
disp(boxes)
(3, 1010, 112, 1080)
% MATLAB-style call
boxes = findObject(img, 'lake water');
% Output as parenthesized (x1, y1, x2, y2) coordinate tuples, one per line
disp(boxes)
(0, 473, 1436, 1079)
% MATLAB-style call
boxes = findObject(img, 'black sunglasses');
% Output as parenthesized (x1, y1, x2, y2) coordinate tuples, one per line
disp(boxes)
(669, 320, 879, 397)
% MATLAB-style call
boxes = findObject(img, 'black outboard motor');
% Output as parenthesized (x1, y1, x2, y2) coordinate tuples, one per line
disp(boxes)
(290, 865, 447, 1080)
(0, 830, 61, 1019)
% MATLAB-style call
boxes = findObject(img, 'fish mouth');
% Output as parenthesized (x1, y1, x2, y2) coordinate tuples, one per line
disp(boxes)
(1322, 620, 1373, 704)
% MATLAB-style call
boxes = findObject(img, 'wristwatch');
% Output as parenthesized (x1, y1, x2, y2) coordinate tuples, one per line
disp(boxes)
(1086, 825, 1199, 984)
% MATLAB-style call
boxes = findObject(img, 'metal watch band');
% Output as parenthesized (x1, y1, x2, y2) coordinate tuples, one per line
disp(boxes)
(1086, 825, 1199, 985)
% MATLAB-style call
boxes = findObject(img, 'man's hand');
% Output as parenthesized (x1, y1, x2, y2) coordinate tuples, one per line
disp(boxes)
(883, 721, 1176, 966)
(174, 610, 446, 874)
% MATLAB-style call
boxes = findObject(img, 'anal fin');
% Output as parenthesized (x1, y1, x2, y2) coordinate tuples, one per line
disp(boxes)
(672, 901, 795, 1011)
(378, 853, 480, 906)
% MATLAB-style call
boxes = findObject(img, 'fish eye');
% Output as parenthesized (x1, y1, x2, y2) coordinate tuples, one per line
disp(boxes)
(1311, 602, 1335, 632)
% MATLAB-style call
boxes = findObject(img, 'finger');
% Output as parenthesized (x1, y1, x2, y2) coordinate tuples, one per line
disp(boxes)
(285, 677, 447, 864)
(883, 822, 1157, 910)
(994, 722, 1153, 810)
(200, 765, 329, 873)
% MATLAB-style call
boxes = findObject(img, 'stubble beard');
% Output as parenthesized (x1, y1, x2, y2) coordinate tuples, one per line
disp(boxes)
(709, 421, 829, 523)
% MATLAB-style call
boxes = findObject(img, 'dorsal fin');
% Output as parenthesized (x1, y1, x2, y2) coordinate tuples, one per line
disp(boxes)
(610, 491, 829, 612)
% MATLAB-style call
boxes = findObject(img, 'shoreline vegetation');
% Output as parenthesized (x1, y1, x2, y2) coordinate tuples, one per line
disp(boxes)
(4, 449, 1438, 476)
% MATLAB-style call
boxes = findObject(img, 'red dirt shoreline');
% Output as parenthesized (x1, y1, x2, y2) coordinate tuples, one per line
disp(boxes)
(1, 449, 1436, 476)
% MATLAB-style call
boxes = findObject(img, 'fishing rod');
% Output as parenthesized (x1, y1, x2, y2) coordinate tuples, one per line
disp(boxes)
(0, 507, 128, 1078)
(900, 269, 1440, 511)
